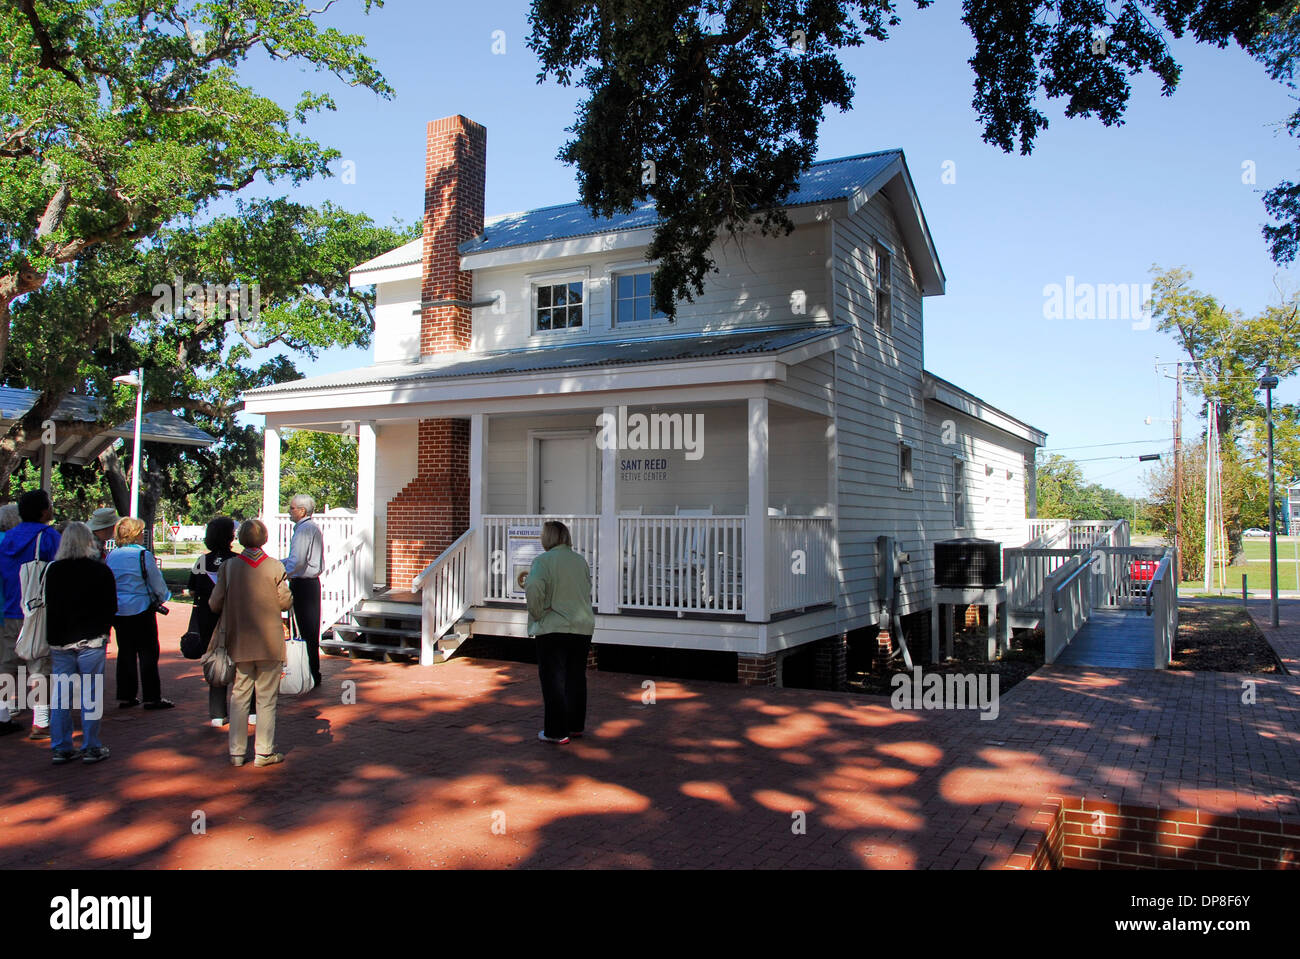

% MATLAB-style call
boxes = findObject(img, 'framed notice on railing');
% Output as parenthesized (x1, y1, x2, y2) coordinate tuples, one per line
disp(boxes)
(507, 526, 544, 600)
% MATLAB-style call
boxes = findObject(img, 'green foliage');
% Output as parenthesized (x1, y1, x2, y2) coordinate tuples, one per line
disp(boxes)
(1035, 453, 1137, 522)
(0, 0, 394, 472)
(527, 1, 1284, 316)
(279, 429, 358, 512)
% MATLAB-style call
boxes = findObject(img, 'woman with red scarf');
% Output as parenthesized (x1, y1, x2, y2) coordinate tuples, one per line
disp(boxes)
(208, 518, 293, 767)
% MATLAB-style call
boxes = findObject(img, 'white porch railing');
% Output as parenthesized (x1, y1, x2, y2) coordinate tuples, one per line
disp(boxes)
(1044, 553, 1092, 664)
(1023, 518, 1070, 547)
(482, 515, 600, 603)
(618, 515, 747, 613)
(1004, 548, 1078, 615)
(767, 517, 834, 613)
(1149, 553, 1178, 669)
(475, 513, 833, 618)
(319, 531, 367, 633)
(270, 513, 358, 564)
(412, 529, 475, 666)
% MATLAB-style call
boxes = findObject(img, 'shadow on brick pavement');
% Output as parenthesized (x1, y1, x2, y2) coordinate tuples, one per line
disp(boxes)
(0, 607, 1297, 869)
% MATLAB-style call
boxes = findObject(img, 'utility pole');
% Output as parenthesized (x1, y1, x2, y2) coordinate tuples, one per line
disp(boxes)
(1173, 364, 1183, 583)
(1262, 369, 1280, 628)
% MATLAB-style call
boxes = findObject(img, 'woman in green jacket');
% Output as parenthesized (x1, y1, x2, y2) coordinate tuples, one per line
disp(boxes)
(525, 521, 595, 744)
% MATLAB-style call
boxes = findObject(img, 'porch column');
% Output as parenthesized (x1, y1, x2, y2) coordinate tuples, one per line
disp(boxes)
(262, 425, 281, 519)
(39, 442, 53, 496)
(469, 413, 487, 605)
(746, 397, 769, 622)
(598, 405, 618, 614)
(357, 420, 377, 598)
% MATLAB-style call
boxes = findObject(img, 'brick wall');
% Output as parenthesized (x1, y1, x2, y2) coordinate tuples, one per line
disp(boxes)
(385, 115, 484, 586)
(386, 419, 470, 588)
(737, 653, 779, 686)
(1002, 796, 1300, 870)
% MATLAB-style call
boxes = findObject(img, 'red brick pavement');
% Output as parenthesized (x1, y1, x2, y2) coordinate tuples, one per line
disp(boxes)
(1251, 597, 1300, 673)
(1, 610, 1297, 869)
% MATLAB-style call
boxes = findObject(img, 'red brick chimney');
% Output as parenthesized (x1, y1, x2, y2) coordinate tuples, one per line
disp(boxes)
(420, 114, 486, 356)
(386, 116, 483, 590)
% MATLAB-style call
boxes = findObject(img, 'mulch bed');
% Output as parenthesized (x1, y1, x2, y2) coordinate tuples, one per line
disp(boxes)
(847, 625, 1044, 696)
(1169, 604, 1284, 674)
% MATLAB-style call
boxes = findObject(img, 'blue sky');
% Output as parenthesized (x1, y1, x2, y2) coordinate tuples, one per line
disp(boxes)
(238, 0, 1300, 497)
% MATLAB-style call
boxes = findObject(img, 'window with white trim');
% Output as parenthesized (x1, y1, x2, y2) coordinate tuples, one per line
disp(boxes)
(899, 441, 914, 491)
(534, 279, 584, 332)
(613, 271, 667, 325)
(875, 242, 893, 334)
(953, 457, 968, 528)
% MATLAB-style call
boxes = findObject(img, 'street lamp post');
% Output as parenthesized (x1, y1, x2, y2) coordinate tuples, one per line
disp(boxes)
(1261, 371, 1280, 629)
(113, 369, 144, 519)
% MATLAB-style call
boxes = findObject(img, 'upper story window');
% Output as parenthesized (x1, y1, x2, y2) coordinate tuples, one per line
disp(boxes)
(536, 280, 584, 332)
(614, 271, 667, 325)
(875, 243, 893, 334)
(899, 441, 914, 491)
(953, 457, 968, 528)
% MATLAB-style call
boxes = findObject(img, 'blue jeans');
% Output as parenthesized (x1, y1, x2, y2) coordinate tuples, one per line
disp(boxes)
(50, 645, 106, 753)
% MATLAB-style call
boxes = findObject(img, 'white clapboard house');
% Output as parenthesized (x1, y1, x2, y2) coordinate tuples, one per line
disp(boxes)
(242, 115, 1048, 685)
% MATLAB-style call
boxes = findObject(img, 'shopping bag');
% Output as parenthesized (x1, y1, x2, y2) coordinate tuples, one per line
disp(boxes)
(16, 531, 50, 661)
(280, 611, 315, 696)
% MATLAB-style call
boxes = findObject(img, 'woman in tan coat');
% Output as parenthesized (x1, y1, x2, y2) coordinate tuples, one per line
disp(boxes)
(208, 519, 293, 767)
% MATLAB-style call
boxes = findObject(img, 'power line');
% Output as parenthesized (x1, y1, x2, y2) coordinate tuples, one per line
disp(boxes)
(1040, 437, 1174, 453)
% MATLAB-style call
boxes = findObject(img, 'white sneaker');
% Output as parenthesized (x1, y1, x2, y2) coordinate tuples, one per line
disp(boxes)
(209, 718, 225, 728)
(248, 714, 257, 727)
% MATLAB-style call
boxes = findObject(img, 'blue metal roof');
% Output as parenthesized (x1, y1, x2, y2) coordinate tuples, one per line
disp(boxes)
(459, 150, 901, 256)
(0, 386, 215, 445)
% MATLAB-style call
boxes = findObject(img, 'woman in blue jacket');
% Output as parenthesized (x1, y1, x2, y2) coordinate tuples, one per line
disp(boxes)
(105, 518, 172, 710)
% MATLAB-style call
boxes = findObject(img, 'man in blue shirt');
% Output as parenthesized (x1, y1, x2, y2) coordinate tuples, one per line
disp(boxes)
(0, 490, 61, 739)
(284, 493, 325, 689)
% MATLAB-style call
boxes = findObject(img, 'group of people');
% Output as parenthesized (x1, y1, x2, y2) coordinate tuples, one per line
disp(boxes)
(0, 489, 328, 768)
(0, 489, 595, 764)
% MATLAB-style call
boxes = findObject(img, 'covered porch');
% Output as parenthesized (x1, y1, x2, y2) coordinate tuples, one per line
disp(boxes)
(244, 324, 847, 664)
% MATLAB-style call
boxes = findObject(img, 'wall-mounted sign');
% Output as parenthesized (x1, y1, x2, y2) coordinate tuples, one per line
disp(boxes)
(507, 525, 544, 599)
(619, 456, 670, 482)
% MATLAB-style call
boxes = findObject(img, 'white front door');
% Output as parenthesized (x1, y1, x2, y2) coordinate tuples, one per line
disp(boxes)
(537, 435, 596, 514)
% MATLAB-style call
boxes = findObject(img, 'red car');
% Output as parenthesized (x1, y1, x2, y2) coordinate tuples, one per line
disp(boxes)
(1129, 559, 1158, 592)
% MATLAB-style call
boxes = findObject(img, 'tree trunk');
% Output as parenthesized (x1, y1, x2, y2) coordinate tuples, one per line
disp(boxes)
(97, 446, 132, 516)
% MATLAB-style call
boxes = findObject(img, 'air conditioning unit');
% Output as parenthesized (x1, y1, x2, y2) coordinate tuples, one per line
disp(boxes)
(934, 538, 1002, 588)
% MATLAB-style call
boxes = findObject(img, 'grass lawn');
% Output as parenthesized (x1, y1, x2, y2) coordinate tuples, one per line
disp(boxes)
(1181, 535, 1300, 593)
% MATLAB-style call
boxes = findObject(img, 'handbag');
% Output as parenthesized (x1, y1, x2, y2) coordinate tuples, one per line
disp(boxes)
(280, 610, 316, 696)
(200, 610, 235, 686)
(16, 531, 50, 661)
(139, 549, 169, 616)
(180, 602, 206, 660)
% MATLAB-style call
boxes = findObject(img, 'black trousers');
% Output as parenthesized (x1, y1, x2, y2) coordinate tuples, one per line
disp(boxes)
(536, 632, 591, 739)
(114, 611, 161, 703)
(290, 577, 322, 686)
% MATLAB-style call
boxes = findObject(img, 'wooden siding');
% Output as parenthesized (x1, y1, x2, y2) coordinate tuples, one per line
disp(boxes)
(469, 223, 830, 351)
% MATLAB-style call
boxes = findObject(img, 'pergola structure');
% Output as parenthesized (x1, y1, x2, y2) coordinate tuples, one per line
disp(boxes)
(0, 387, 216, 493)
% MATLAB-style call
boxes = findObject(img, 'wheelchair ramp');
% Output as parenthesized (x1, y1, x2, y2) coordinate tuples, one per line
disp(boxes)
(1053, 608, 1154, 669)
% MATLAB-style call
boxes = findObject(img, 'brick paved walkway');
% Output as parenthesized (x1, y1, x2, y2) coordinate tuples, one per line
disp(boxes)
(1250, 597, 1300, 673)
(1, 610, 1297, 869)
